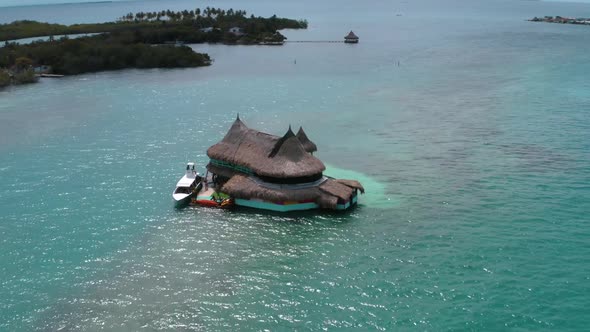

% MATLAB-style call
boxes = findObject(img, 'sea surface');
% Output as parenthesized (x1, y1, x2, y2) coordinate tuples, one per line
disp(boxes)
(1, 0, 590, 330)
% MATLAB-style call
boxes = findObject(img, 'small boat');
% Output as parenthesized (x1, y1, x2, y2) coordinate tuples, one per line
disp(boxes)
(172, 162, 202, 207)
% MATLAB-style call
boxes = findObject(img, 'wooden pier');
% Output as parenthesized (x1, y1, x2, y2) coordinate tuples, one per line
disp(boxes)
(285, 40, 345, 43)
(285, 31, 358, 44)
(38, 74, 65, 78)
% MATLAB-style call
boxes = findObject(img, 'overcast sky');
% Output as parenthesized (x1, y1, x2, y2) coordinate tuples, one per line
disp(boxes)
(0, 0, 127, 7)
(1, 0, 589, 8)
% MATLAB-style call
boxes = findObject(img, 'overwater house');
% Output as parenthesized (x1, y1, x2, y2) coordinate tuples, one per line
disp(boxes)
(199, 27, 220, 33)
(33, 65, 52, 74)
(344, 31, 359, 43)
(205, 116, 364, 211)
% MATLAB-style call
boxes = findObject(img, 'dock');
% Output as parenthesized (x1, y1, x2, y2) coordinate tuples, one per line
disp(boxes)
(285, 40, 345, 43)
(39, 74, 65, 78)
(196, 184, 215, 200)
(287, 31, 359, 44)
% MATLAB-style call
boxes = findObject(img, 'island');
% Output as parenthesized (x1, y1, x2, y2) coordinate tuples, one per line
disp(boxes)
(529, 16, 590, 25)
(0, 8, 308, 87)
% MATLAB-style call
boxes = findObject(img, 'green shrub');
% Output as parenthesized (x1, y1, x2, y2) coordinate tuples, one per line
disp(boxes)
(13, 68, 37, 84)
(0, 70, 10, 87)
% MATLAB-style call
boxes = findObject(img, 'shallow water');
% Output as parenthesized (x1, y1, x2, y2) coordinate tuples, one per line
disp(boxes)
(1, 0, 590, 330)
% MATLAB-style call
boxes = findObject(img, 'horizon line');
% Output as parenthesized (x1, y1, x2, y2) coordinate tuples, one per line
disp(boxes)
(0, 0, 122, 9)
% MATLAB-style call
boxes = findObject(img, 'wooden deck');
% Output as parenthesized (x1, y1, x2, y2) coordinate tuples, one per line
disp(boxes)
(196, 183, 215, 199)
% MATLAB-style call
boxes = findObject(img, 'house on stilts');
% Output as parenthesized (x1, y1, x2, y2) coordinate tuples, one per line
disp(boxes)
(205, 116, 364, 212)
(344, 31, 359, 43)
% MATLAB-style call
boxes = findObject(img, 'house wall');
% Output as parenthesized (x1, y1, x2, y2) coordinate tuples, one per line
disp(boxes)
(235, 198, 319, 212)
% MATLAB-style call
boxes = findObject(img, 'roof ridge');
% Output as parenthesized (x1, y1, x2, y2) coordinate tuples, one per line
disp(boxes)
(296, 126, 318, 153)
(268, 126, 296, 158)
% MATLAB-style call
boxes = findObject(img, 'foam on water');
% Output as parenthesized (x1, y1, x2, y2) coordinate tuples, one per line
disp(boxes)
(324, 164, 393, 209)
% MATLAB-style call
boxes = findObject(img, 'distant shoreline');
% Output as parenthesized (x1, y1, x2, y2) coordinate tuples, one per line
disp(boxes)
(0, 8, 307, 88)
(529, 16, 590, 25)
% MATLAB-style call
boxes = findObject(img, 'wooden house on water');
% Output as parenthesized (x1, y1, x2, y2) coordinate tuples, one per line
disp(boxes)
(344, 31, 359, 43)
(204, 116, 364, 212)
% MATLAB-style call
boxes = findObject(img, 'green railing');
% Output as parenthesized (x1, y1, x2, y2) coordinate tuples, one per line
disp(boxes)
(210, 159, 254, 175)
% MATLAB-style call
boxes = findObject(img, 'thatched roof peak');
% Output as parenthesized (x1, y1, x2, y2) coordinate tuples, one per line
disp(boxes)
(345, 31, 359, 39)
(273, 134, 307, 161)
(268, 126, 296, 158)
(208, 118, 325, 178)
(296, 126, 317, 153)
(221, 115, 248, 143)
(233, 113, 246, 128)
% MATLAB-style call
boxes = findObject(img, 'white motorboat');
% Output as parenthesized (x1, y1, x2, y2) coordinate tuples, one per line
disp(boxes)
(172, 162, 202, 207)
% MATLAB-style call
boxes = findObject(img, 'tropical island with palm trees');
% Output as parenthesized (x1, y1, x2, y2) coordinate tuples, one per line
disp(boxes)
(0, 8, 308, 87)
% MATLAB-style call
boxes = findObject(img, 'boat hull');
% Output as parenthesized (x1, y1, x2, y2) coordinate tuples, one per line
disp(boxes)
(173, 181, 202, 208)
(173, 191, 196, 207)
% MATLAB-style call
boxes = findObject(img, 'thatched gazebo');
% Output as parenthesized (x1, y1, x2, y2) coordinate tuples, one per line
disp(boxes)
(205, 116, 364, 211)
(344, 31, 359, 43)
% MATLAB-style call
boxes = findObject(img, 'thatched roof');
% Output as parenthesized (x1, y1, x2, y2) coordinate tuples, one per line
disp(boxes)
(296, 127, 317, 153)
(207, 117, 325, 178)
(318, 179, 355, 201)
(334, 179, 365, 194)
(220, 174, 361, 209)
(345, 31, 359, 39)
(268, 126, 296, 158)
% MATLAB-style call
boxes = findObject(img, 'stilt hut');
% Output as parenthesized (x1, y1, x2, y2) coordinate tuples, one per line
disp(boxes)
(344, 31, 359, 43)
(206, 116, 364, 212)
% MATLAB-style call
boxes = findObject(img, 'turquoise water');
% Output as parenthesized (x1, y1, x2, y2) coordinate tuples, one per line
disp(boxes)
(1, 0, 590, 330)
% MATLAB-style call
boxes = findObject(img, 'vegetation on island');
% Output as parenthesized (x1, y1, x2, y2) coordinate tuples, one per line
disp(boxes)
(0, 8, 307, 43)
(1, 35, 211, 74)
(529, 16, 590, 25)
(0, 69, 13, 87)
(0, 8, 308, 88)
(0, 56, 37, 87)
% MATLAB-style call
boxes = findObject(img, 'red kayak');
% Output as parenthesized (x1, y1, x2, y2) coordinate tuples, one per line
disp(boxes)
(193, 198, 234, 209)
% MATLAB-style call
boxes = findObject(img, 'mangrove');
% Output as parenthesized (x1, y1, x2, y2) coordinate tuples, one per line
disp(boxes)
(0, 8, 307, 42)
(0, 8, 308, 87)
